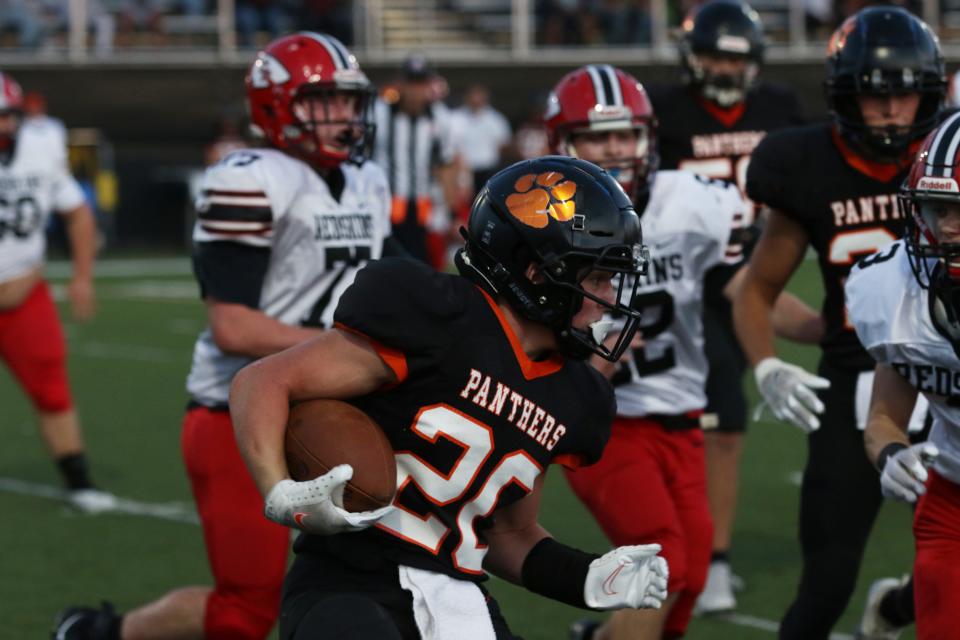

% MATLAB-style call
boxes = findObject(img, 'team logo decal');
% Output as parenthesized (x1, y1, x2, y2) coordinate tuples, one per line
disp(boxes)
(249, 53, 291, 89)
(505, 172, 577, 229)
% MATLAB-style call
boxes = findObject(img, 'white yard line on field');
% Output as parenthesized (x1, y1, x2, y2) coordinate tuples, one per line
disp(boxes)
(716, 613, 853, 639)
(46, 257, 192, 279)
(70, 341, 184, 364)
(0, 476, 199, 525)
(50, 281, 198, 302)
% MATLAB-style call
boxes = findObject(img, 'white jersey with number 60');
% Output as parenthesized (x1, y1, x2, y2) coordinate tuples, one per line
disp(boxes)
(0, 120, 86, 284)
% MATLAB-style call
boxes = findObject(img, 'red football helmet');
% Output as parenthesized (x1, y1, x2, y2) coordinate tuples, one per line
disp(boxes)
(0, 72, 23, 113)
(245, 32, 374, 168)
(544, 65, 657, 204)
(901, 111, 960, 297)
(0, 72, 23, 150)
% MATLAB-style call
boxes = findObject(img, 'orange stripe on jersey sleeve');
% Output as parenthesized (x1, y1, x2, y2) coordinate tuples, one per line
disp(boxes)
(553, 453, 586, 470)
(334, 322, 409, 385)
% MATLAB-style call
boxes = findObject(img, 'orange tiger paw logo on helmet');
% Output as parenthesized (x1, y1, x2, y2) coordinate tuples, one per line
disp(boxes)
(505, 172, 577, 229)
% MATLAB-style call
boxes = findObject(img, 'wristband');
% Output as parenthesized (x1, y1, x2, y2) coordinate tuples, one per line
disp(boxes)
(876, 442, 909, 473)
(521, 537, 598, 609)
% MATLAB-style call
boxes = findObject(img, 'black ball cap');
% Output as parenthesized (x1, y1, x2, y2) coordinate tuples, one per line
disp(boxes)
(401, 54, 435, 81)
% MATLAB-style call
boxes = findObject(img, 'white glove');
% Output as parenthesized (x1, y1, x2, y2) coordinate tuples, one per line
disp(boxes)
(880, 443, 940, 503)
(583, 544, 669, 610)
(754, 357, 831, 433)
(264, 464, 393, 535)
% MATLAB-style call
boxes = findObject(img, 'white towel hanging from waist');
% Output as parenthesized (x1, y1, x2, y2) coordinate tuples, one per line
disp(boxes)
(397, 565, 497, 640)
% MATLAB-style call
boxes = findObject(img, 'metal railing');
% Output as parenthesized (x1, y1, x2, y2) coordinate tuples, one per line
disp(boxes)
(0, 0, 956, 66)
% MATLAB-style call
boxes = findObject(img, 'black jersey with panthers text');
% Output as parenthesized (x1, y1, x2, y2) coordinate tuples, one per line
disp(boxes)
(647, 83, 802, 318)
(746, 122, 911, 371)
(294, 257, 615, 581)
(648, 83, 803, 215)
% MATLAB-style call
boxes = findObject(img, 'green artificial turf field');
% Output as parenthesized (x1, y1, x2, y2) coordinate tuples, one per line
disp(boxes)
(0, 257, 916, 639)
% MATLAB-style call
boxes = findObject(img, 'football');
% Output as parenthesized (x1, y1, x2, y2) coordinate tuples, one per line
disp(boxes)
(284, 398, 397, 512)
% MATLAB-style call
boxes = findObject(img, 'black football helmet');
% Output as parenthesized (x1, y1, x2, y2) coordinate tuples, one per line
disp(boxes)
(455, 156, 648, 362)
(679, 0, 765, 107)
(825, 6, 946, 161)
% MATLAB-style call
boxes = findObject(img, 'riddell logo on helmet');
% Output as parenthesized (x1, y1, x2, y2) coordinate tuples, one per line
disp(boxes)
(589, 105, 632, 122)
(506, 172, 577, 229)
(917, 177, 959, 192)
(716, 35, 750, 54)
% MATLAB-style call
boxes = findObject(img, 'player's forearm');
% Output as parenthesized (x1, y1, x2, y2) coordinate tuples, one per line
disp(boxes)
(482, 522, 551, 585)
(864, 364, 917, 466)
(771, 292, 824, 344)
(865, 415, 911, 467)
(64, 204, 97, 281)
(208, 303, 321, 358)
(230, 360, 293, 497)
(733, 272, 779, 366)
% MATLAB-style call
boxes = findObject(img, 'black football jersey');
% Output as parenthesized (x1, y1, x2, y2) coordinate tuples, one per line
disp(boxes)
(647, 83, 803, 318)
(295, 257, 615, 581)
(747, 122, 911, 371)
(648, 83, 803, 206)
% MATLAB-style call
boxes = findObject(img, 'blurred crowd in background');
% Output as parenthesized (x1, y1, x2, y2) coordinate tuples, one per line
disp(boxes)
(0, 0, 353, 51)
(0, 0, 939, 52)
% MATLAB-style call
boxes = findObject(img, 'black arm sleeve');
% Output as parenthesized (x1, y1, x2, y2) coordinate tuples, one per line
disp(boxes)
(192, 241, 271, 308)
(521, 537, 598, 609)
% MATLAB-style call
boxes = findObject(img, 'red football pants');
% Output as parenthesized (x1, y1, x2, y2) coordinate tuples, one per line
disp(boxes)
(0, 281, 71, 412)
(182, 407, 290, 640)
(564, 417, 713, 637)
(914, 468, 960, 640)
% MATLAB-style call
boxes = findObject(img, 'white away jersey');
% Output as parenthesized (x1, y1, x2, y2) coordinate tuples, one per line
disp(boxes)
(0, 120, 86, 283)
(186, 149, 391, 406)
(613, 170, 746, 416)
(846, 240, 960, 485)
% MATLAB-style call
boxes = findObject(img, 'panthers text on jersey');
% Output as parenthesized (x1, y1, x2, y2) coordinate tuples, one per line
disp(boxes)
(0, 120, 86, 283)
(747, 123, 910, 371)
(186, 148, 391, 406)
(846, 240, 960, 484)
(610, 170, 746, 416)
(647, 83, 802, 218)
(296, 258, 615, 581)
(647, 82, 803, 327)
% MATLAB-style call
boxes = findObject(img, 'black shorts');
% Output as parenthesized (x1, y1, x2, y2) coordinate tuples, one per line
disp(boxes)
(280, 550, 518, 640)
(703, 304, 748, 433)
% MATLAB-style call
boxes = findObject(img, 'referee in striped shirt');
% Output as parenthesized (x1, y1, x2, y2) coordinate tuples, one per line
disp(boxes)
(374, 55, 460, 268)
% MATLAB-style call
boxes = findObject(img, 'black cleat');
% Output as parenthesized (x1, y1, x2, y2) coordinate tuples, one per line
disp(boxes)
(51, 602, 118, 640)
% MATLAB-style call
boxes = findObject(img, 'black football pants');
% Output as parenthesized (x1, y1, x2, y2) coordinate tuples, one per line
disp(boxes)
(779, 361, 907, 640)
(280, 549, 519, 640)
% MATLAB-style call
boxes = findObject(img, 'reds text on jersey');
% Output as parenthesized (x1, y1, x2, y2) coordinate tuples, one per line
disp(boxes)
(847, 240, 960, 485)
